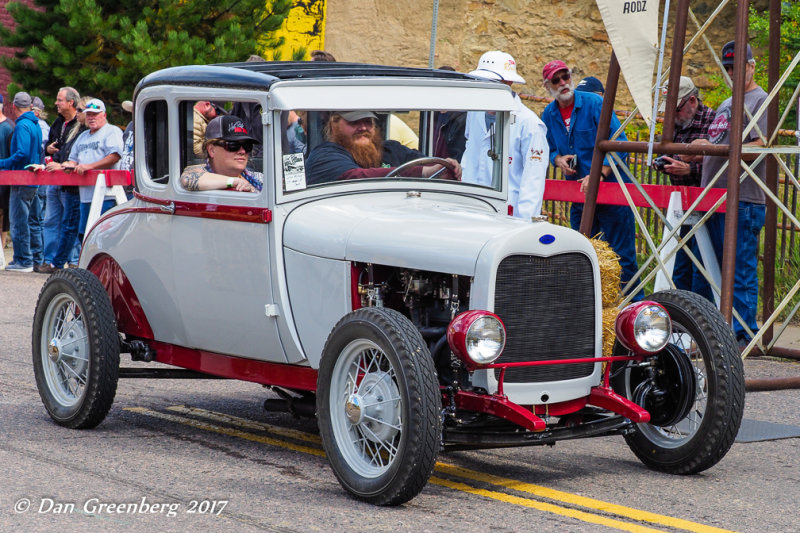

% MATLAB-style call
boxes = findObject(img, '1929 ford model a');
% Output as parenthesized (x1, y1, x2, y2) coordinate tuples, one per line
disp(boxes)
(32, 62, 744, 505)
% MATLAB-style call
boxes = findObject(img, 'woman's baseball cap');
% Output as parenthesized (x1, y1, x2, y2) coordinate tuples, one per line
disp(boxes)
(205, 115, 259, 143)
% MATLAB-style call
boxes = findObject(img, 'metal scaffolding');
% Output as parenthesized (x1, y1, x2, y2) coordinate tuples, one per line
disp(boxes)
(584, 0, 800, 361)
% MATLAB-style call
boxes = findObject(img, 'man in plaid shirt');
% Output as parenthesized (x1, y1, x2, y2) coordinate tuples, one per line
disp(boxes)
(659, 76, 715, 298)
(660, 76, 716, 186)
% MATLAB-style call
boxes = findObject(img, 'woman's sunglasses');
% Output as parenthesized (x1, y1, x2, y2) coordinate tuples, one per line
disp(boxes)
(214, 140, 254, 153)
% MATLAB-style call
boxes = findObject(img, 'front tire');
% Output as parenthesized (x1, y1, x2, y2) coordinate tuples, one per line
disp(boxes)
(32, 268, 120, 429)
(613, 289, 745, 474)
(317, 308, 441, 505)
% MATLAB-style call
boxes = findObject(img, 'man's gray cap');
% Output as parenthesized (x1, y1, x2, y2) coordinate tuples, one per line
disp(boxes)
(13, 92, 32, 108)
(337, 111, 378, 122)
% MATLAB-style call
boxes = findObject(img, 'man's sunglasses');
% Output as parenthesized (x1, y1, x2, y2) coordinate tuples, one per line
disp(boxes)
(214, 140, 254, 153)
(76, 108, 85, 113)
(549, 71, 571, 85)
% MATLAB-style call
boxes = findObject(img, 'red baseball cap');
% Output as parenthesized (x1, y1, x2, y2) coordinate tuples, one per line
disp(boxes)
(542, 60, 569, 82)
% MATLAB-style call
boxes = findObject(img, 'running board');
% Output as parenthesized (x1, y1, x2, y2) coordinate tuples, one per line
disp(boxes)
(118, 368, 229, 379)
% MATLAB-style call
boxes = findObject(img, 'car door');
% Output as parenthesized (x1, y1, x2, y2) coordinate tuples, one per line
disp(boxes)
(168, 93, 286, 363)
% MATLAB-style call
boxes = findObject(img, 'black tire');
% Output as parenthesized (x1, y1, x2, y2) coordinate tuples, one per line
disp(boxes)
(612, 289, 745, 474)
(317, 307, 441, 506)
(32, 268, 120, 429)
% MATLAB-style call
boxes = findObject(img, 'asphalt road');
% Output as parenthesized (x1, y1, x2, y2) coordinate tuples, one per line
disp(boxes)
(2, 270, 800, 533)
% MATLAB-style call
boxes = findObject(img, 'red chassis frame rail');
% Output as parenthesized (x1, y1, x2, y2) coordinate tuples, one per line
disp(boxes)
(449, 355, 651, 432)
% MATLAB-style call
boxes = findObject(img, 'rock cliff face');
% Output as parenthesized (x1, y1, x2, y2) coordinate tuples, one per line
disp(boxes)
(324, 0, 742, 115)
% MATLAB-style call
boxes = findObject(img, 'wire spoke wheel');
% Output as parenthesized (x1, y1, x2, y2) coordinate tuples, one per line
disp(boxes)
(333, 341, 403, 477)
(317, 308, 440, 505)
(32, 269, 120, 429)
(40, 294, 91, 407)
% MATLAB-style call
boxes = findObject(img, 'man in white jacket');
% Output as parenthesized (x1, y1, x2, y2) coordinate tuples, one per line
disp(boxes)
(461, 51, 549, 220)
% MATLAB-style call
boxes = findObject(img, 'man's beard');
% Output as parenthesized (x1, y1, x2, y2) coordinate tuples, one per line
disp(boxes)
(676, 114, 692, 129)
(548, 83, 574, 104)
(332, 124, 383, 168)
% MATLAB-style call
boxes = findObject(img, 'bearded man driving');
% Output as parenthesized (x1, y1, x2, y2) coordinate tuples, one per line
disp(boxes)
(305, 111, 461, 185)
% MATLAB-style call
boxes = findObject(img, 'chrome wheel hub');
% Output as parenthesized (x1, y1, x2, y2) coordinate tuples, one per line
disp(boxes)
(345, 394, 364, 424)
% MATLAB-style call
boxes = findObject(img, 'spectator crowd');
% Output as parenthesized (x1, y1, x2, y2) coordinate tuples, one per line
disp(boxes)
(0, 87, 132, 272)
(0, 42, 767, 346)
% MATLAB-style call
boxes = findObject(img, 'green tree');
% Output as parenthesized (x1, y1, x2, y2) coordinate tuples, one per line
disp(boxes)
(0, 0, 292, 121)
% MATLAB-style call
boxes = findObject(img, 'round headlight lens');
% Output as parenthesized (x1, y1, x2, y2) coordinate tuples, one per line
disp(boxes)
(633, 305, 672, 353)
(465, 316, 506, 364)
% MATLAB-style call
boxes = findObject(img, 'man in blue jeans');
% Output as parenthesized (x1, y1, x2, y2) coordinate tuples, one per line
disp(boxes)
(40, 87, 82, 271)
(693, 41, 768, 347)
(541, 59, 643, 301)
(0, 92, 43, 272)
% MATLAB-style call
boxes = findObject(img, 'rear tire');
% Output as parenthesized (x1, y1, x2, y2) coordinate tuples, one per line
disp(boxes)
(317, 308, 441, 505)
(32, 268, 120, 429)
(613, 289, 744, 474)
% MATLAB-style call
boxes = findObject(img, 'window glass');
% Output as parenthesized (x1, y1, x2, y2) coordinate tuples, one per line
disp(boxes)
(279, 108, 504, 193)
(178, 99, 265, 194)
(142, 100, 169, 184)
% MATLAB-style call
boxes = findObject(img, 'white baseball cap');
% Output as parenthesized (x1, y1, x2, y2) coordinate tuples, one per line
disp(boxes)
(469, 51, 526, 84)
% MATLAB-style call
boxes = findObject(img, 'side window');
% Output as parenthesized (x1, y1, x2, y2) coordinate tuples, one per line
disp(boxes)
(142, 100, 169, 184)
(178, 99, 265, 194)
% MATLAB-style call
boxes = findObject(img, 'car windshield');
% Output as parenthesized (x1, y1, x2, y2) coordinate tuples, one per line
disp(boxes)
(278, 109, 505, 193)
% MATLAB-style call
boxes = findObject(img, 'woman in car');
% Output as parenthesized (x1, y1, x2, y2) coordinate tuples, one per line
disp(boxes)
(180, 115, 262, 192)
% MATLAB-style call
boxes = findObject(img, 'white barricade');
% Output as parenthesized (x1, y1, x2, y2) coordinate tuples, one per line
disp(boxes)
(654, 191, 722, 307)
(84, 172, 129, 242)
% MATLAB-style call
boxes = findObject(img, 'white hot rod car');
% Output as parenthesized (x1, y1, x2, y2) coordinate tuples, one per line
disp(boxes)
(33, 62, 744, 505)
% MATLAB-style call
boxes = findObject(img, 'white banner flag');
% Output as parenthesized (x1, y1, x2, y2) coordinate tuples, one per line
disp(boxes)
(595, 0, 660, 127)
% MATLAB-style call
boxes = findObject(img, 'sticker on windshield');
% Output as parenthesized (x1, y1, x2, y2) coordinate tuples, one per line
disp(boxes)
(283, 153, 306, 191)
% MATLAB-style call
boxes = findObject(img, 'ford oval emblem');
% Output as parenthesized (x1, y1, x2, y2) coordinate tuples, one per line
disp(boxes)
(539, 234, 556, 244)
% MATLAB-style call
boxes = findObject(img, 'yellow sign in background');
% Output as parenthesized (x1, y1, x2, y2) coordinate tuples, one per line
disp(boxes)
(261, 0, 327, 61)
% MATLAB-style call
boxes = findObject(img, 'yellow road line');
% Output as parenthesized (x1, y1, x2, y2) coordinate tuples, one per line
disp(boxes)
(126, 406, 735, 533)
(165, 405, 322, 444)
(125, 407, 324, 457)
(430, 477, 666, 533)
(433, 463, 735, 533)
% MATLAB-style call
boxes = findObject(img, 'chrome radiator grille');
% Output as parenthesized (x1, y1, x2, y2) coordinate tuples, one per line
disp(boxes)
(493, 253, 596, 383)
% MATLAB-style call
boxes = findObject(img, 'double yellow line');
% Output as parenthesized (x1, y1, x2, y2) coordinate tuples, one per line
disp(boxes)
(126, 406, 735, 533)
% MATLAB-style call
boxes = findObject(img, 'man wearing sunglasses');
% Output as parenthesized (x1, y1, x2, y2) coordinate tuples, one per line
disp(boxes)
(181, 115, 262, 193)
(60, 98, 124, 244)
(541, 59, 642, 301)
(692, 41, 768, 348)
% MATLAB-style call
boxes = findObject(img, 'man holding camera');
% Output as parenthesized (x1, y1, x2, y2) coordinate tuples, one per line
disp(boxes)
(658, 76, 716, 185)
(657, 76, 715, 299)
(541, 59, 642, 300)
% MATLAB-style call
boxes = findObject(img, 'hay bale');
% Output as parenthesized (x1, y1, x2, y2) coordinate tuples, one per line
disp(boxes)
(602, 306, 620, 356)
(590, 237, 622, 308)
(589, 237, 623, 356)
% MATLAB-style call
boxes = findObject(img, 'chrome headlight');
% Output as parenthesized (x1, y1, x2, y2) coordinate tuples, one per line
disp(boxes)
(447, 311, 506, 367)
(615, 302, 672, 355)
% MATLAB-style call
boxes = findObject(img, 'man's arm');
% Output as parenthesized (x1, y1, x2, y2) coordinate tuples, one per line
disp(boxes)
(71, 153, 121, 175)
(0, 131, 28, 170)
(516, 122, 549, 219)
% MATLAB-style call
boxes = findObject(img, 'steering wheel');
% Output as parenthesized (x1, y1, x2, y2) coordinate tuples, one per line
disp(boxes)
(385, 157, 457, 179)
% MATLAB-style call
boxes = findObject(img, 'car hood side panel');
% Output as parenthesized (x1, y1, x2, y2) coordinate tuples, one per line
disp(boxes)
(283, 193, 523, 275)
